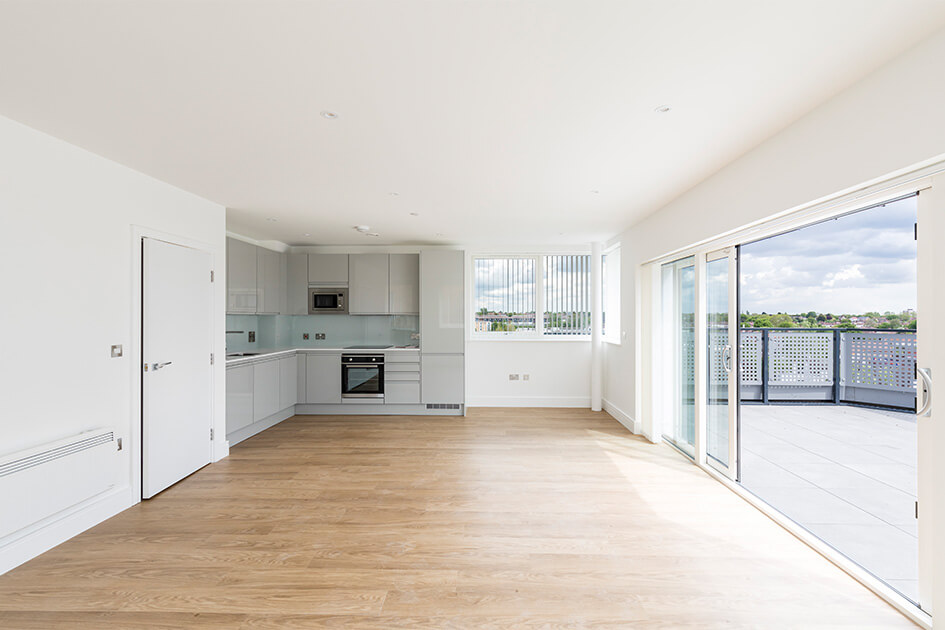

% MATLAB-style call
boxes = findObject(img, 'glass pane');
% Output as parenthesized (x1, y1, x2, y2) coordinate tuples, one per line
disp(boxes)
(473, 258, 536, 335)
(706, 256, 729, 467)
(661, 256, 695, 454)
(543, 255, 591, 336)
(348, 367, 380, 392)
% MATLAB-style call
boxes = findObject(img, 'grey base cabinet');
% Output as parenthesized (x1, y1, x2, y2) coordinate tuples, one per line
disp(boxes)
(225, 364, 254, 433)
(305, 354, 342, 403)
(279, 355, 298, 408)
(421, 354, 464, 404)
(253, 359, 281, 421)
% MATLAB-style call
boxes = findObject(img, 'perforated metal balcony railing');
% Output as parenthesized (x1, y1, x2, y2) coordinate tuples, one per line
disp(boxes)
(728, 328, 917, 411)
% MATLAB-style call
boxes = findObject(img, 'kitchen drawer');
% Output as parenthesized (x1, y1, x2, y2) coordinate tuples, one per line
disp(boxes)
(386, 371, 420, 382)
(385, 381, 420, 404)
(385, 352, 420, 363)
(386, 362, 420, 372)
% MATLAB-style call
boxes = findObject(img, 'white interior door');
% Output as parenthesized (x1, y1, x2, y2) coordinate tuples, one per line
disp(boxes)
(704, 247, 738, 479)
(917, 179, 942, 616)
(142, 237, 212, 499)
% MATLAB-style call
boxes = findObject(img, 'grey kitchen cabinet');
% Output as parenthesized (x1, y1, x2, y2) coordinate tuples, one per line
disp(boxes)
(308, 254, 348, 285)
(256, 247, 284, 314)
(279, 355, 298, 409)
(305, 353, 342, 403)
(389, 253, 420, 314)
(253, 359, 281, 421)
(421, 354, 464, 404)
(385, 381, 421, 404)
(225, 364, 254, 434)
(226, 237, 257, 313)
(285, 253, 309, 315)
(297, 354, 307, 404)
(420, 250, 464, 353)
(349, 254, 390, 314)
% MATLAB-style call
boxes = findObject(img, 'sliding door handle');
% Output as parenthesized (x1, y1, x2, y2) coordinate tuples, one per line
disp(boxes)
(722, 345, 733, 373)
(917, 367, 932, 417)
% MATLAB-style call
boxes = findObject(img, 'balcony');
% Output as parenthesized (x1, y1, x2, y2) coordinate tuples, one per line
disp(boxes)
(732, 328, 918, 602)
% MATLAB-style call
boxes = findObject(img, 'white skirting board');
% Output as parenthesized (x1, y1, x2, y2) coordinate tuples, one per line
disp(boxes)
(602, 399, 640, 434)
(0, 428, 126, 575)
(465, 396, 591, 408)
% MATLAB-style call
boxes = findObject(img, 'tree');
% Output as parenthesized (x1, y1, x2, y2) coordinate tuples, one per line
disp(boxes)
(837, 320, 856, 329)
(806, 311, 817, 319)
(908, 320, 918, 329)
(477, 307, 488, 316)
(770, 313, 795, 328)
(816, 314, 827, 322)
(753, 315, 773, 328)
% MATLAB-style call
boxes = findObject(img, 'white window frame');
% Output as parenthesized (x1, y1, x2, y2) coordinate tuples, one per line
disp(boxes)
(470, 252, 592, 341)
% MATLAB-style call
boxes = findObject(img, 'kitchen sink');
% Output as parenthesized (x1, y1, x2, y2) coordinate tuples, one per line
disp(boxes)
(226, 352, 260, 358)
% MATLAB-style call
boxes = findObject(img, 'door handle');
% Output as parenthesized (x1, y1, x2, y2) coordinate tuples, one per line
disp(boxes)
(151, 361, 173, 371)
(722, 345, 732, 373)
(917, 367, 932, 417)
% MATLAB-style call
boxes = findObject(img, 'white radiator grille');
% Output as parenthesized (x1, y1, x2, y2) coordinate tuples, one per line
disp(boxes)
(0, 432, 114, 478)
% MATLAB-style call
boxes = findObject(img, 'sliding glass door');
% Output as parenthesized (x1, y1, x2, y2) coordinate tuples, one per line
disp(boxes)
(661, 256, 696, 456)
(705, 248, 738, 479)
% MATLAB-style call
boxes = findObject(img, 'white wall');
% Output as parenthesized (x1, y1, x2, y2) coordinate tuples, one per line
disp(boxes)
(466, 341, 591, 407)
(0, 115, 226, 572)
(603, 27, 945, 438)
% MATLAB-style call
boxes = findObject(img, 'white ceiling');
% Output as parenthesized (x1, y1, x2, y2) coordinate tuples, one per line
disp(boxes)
(1, 1, 944, 247)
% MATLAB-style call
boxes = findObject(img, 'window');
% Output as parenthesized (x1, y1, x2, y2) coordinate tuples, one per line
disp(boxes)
(473, 254, 591, 338)
(602, 246, 621, 342)
(473, 258, 536, 335)
(544, 255, 591, 336)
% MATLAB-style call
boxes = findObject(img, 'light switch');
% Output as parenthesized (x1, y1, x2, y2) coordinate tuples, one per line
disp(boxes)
(110, 344, 123, 358)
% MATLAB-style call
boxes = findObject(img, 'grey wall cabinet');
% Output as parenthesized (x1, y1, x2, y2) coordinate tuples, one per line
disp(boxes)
(305, 353, 342, 403)
(420, 250, 464, 353)
(225, 364, 254, 434)
(279, 355, 298, 409)
(389, 254, 420, 314)
(285, 253, 309, 315)
(253, 359, 281, 421)
(226, 237, 257, 314)
(349, 254, 390, 314)
(256, 247, 284, 314)
(421, 354, 464, 404)
(308, 254, 348, 285)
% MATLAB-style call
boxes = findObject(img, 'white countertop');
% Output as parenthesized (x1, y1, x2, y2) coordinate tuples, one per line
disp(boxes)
(225, 346, 419, 366)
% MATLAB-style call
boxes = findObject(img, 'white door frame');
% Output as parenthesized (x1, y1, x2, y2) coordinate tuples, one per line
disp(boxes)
(639, 176, 939, 628)
(129, 226, 221, 504)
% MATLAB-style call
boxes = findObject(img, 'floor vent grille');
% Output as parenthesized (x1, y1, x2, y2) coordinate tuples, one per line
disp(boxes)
(425, 404, 461, 410)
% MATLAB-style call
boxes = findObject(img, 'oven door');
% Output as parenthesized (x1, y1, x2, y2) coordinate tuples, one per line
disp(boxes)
(342, 364, 384, 398)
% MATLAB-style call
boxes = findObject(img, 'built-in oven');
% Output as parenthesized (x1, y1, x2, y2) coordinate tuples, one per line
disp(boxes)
(341, 354, 384, 399)
(309, 287, 348, 314)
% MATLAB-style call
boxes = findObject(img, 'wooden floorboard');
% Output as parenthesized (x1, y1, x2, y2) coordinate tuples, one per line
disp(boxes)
(0, 409, 916, 628)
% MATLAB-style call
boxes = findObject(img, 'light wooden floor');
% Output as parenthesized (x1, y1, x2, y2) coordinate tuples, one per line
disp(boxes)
(0, 409, 916, 629)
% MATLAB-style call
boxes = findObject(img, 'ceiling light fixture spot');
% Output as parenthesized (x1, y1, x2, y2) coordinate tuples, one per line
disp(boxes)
(654, 105, 672, 114)
(354, 225, 370, 233)
(409, 212, 419, 216)
(320, 111, 339, 119)
(266, 217, 278, 222)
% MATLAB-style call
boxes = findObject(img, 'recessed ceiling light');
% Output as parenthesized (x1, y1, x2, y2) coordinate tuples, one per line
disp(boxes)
(354, 225, 370, 233)
(266, 217, 278, 222)
(320, 111, 339, 119)
(389, 192, 399, 197)
(304, 233, 311, 237)
(409, 212, 419, 216)
(590, 189, 599, 194)
(435, 233, 444, 237)
(654, 105, 671, 114)
(366, 232, 380, 237)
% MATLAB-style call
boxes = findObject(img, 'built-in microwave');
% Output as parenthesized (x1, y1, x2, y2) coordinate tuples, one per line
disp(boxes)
(308, 288, 348, 314)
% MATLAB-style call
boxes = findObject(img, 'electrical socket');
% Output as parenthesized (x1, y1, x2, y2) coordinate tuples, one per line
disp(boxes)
(248, 331, 256, 343)
(316, 333, 326, 340)
(509, 374, 519, 381)
(522, 374, 530, 381)
(302, 333, 310, 340)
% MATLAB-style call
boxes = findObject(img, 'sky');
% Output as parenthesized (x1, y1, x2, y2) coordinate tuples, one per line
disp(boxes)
(740, 195, 917, 315)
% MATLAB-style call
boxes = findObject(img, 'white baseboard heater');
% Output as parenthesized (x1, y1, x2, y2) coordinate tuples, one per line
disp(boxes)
(0, 429, 119, 542)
